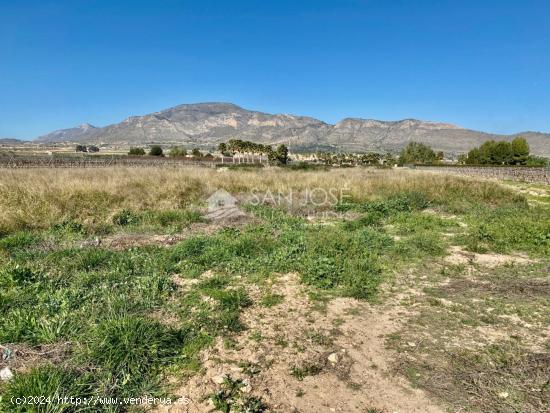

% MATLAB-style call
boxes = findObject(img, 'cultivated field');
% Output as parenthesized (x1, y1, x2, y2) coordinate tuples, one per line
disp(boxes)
(0, 166, 548, 412)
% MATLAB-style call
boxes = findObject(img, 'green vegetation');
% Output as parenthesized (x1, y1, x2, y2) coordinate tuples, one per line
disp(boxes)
(149, 145, 164, 156)
(270, 144, 289, 165)
(398, 142, 438, 165)
(210, 376, 267, 413)
(217, 139, 288, 164)
(169, 146, 187, 157)
(459, 137, 547, 166)
(128, 147, 146, 155)
(314, 151, 396, 167)
(0, 167, 548, 412)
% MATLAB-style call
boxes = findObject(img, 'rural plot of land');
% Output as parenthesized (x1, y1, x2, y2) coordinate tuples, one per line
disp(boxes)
(0, 167, 548, 412)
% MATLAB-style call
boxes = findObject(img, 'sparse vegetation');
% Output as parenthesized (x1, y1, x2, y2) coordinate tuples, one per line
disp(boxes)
(0, 166, 548, 412)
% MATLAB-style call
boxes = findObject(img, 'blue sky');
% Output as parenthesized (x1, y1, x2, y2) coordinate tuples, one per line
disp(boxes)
(1, 0, 549, 139)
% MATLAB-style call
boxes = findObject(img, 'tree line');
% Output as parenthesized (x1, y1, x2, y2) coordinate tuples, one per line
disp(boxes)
(458, 137, 546, 166)
(127, 138, 547, 167)
(219, 139, 289, 165)
(127, 140, 289, 165)
(398, 139, 547, 166)
(128, 146, 212, 158)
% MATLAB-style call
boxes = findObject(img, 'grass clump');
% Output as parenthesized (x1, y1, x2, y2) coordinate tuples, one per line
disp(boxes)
(0, 365, 95, 412)
(0, 231, 42, 253)
(78, 315, 186, 396)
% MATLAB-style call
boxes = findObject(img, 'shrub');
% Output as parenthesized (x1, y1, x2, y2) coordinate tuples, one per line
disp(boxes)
(128, 147, 146, 156)
(169, 146, 187, 157)
(149, 145, 164, 156)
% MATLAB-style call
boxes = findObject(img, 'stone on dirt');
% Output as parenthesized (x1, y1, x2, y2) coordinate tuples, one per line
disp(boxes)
(0, 367, 14, 381)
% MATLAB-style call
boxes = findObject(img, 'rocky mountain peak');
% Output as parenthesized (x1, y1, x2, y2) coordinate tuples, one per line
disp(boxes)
(33, 102, 550, 157)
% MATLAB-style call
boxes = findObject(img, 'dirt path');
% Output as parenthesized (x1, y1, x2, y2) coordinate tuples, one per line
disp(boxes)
(161, 273, 443, 413)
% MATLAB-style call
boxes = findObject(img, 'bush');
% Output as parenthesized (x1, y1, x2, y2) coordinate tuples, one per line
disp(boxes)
(149, 145, 164, 156)
(128, 147, 146, 156)
(526, 156, 548, 167)
(169, 146, 187, 157)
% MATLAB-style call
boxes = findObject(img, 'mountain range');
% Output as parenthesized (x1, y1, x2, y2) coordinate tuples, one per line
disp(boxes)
(35, 103, 550, 156)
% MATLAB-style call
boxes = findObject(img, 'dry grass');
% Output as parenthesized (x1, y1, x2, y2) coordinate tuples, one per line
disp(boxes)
(0, 166, 522, 234)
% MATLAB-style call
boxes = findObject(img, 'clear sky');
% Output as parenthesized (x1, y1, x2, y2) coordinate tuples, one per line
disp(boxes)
(1, 0, 549, 139)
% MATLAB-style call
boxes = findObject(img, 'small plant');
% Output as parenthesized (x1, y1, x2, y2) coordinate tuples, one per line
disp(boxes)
(112, 209, 140, 226)
(210, 376, 267, 413)
(260, 293, 284, 307)
(249, 330, 263, 342)
(51, 220, 84, 234)
(290, 362, 324, 380)
(238, 361, 261, 376)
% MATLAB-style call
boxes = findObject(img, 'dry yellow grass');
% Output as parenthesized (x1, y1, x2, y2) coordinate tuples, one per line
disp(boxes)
(0, 166, 521, 234)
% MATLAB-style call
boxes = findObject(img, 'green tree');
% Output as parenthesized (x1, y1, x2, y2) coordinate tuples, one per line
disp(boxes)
(276, 144, 289, 165)
(149, 145, 164, 156)
(384, 153, 397, 166)
(492, 141, 513, 164)
(191, 148, 202, 157)
(398, 142, 437, 165)
(465, 138, 530, 165)
(511, 137, 529, 165)
(218, 142, 228, 155)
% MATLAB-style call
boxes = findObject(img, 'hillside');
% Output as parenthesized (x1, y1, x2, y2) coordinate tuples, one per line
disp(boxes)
(35, 103, 550, 156)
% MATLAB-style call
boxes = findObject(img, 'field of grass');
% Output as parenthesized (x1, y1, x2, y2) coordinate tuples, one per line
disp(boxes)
(0, 166, 548, 412)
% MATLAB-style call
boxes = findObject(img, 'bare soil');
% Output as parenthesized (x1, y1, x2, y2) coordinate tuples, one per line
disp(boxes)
(160, 273, 443, 413)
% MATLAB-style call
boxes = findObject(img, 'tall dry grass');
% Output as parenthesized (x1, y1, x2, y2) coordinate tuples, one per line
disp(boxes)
(0, 166, 523, 234)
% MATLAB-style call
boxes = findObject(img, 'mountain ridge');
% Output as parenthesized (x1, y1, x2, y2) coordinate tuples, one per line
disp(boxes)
(35, 102, 550, 156)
